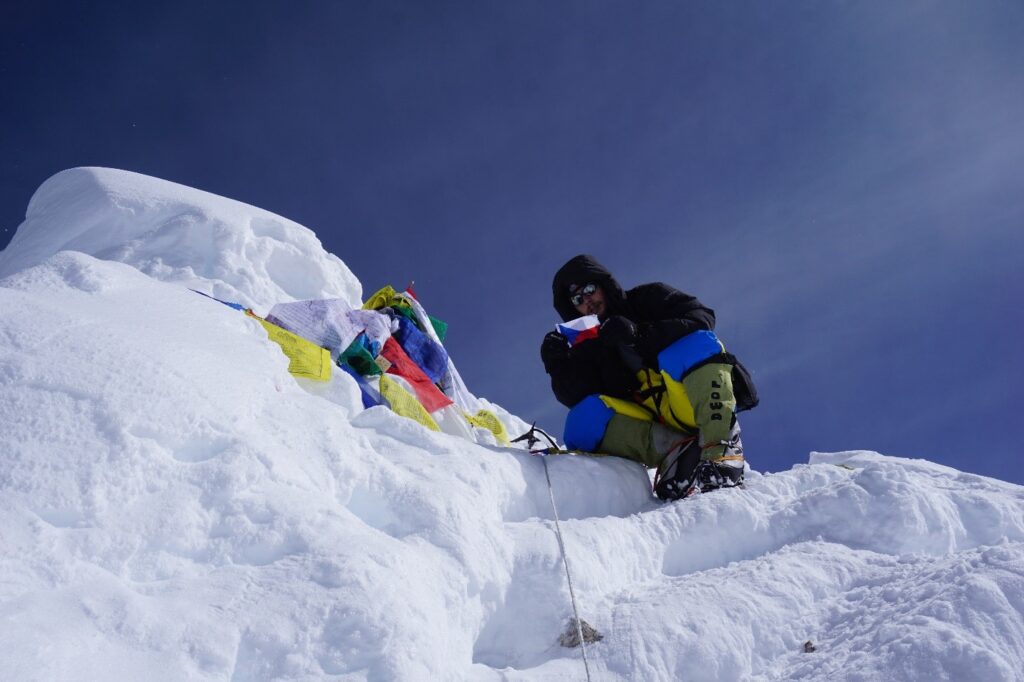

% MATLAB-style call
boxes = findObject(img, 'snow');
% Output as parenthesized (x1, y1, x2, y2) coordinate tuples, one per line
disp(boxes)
(2, 168, 1023, 681)
(0, 167, 361, 312)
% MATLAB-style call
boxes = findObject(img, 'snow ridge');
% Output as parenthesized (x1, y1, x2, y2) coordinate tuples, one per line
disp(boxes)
(0, 167, 361, 311)
(1, 169, 1023, 681)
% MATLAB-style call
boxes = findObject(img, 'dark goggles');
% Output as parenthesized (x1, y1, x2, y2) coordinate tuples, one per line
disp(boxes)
(569, 282, 599, 307)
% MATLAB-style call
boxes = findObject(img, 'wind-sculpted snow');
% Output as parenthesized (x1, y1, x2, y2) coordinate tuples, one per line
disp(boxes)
(1, 170, 1023, 681)
(0, 167, 361, 311)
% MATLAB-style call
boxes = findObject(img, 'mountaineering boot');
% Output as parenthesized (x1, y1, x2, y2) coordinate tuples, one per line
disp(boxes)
(697, 421, 745, 491)
(653, 437, 703, 501)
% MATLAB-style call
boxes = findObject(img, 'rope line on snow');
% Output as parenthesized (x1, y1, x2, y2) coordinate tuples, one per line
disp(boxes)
(541, 454, 593, 682)
(512, 423, 596, 681)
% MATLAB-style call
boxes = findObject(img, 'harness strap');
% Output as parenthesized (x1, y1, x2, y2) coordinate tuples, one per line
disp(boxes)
(632, 368, 666, 423)
(635, 368, 696, 433)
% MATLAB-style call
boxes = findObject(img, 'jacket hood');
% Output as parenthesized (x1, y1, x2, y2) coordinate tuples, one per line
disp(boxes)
(551, 254, 626, 322)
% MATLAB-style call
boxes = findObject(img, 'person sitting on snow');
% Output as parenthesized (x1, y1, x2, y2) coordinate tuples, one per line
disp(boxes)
(540, 254, 755, 500)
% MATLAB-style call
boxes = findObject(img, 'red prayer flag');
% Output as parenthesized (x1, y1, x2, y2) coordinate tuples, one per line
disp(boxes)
(380, 338, 452, 412)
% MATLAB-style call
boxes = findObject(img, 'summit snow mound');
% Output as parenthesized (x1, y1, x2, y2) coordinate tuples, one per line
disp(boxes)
(0, 167, 360, 310)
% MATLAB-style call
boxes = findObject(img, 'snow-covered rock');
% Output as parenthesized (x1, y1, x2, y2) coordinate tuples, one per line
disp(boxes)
(1, 169, 1022, 681)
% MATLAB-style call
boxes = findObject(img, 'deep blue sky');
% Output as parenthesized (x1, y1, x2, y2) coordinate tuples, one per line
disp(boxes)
(3, 2, 1022, 482)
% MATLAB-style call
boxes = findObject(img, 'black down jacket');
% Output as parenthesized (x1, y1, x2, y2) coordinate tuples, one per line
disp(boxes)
(542, 255, 716, 407)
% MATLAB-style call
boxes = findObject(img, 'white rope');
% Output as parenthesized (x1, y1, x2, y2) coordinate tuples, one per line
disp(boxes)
(541, 455, 593, 682)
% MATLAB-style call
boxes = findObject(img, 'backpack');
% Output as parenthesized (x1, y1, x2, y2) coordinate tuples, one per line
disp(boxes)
(722, 353, 759, 412)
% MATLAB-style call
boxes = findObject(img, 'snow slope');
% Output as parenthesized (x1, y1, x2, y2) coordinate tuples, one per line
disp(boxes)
(0, 167, 361, 311)
(2, 168, 1023, 681)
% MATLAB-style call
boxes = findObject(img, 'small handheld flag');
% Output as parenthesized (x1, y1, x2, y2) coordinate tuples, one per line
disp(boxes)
(556, 315, 601, 347)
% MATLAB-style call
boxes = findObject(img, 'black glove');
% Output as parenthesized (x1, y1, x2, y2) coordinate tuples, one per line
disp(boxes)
(600, 315, 638, 347)
(540, 331, 570, 369)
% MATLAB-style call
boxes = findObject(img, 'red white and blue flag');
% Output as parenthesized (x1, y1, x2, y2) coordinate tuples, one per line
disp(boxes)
(556, 315, 601, 347)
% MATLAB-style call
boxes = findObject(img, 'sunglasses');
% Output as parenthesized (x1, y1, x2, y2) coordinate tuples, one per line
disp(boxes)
(569, 283, 599, 307)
